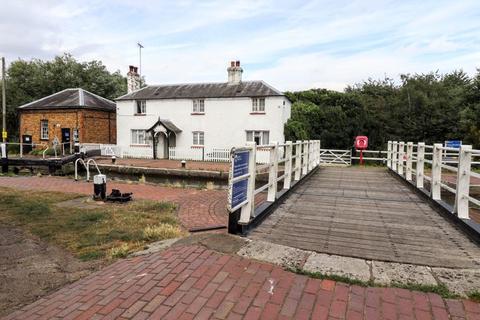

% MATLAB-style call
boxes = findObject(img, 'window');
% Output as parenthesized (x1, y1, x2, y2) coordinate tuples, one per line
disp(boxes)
(135, 100, 146, 114)
(192, 99, 205, 113)
(131, 129, 149, 145)
(40, 120, 49, 140)
(73, 128, 79, 142)
(192, 131, 204, 146)
(252, 98, 265, 112)
(246, 130, 269, 145)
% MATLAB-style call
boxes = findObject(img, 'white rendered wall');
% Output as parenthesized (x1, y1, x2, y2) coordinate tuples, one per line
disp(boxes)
(116, 96, 291, 150)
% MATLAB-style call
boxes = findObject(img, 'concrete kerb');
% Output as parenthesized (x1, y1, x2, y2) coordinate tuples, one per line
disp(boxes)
(235, 238, 480, 297)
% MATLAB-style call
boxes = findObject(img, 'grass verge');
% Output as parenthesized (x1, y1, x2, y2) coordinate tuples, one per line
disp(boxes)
(289, 268, 461, 299)
(0, 188, 185, 261)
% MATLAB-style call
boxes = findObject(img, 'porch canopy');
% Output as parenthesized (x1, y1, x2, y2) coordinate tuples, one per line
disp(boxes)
(146, 117, 182, 159)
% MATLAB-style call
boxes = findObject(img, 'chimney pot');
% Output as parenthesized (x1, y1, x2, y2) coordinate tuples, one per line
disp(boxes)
(236, 60, 240, 67)
(230, 61, 235, 67)
(129, 65, 134, 72)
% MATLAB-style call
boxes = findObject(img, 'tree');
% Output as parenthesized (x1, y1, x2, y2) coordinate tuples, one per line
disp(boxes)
(0, 54, 127, 139)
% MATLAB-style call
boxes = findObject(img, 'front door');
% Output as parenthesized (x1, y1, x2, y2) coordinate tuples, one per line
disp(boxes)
(61, 128, 71, 144)
(22, 135, 33, 154)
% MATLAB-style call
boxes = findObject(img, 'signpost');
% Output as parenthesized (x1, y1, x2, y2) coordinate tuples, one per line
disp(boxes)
(229, 149, 249, 209)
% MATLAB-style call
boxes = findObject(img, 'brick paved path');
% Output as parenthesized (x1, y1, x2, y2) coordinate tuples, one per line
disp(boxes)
(0, 176, 227, 230)
(4, 245, 479, 320)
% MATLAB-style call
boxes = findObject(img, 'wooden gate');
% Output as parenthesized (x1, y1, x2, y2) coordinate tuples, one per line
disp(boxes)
(319, 149, 352, 166)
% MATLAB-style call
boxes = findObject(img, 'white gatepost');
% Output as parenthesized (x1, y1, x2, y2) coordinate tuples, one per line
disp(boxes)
(406, 142, 413, 181)
(416, 142, 425, 189)
(454, 145, 472, 219)
(294, 140, 302, 181)
(308, 140, 314, 171)
(387, 141, 392, 168)
(431, 143, 443, 200)
(239, 142, 257, 224)
(317, 140, 321, 165)
(267, 142, 279, 202)
(283, 141, 293, 189)
(398, 141, 405, 176)
(392, 141, 398, 172)
(302, 141, 309, 175)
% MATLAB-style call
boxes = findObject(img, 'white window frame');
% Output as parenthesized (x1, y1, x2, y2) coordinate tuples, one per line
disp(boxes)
(246, 130, 269, 145)
(135, 100, 146, 115)
(192, 99, 205, 113)
(252, 98, 265, 112)
(40, 120, 49, 140)
(131, 129, 149, 145)
(192, 131, 205, 146)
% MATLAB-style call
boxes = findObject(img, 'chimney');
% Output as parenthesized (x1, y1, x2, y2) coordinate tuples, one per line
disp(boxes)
(227, 60, 243, 84)
(127, 65, 141, 93)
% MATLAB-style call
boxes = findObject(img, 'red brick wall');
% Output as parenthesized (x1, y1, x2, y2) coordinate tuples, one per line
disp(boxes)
(19, 109, 116, 145)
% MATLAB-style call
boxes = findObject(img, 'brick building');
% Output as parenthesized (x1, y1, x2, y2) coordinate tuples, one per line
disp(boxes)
(18, 88, 116, 148)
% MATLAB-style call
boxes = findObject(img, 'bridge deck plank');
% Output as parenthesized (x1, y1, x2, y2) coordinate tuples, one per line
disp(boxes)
(250, 166, 480, 268)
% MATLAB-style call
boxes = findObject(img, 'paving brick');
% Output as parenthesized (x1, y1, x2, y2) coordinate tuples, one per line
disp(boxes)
(4, 245, 480, 320)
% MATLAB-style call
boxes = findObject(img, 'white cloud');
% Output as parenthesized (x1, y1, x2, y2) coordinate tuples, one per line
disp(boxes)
(1, 0, 479, 91)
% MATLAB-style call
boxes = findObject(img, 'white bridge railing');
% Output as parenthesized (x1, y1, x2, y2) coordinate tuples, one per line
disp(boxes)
(228, 140, 320, 230)
(387, 140, 480, 220)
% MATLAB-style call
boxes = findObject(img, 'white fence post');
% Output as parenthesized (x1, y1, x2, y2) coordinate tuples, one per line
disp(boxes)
(294, 141, 301, 181)
(284, 141, 293, 189)
(302, 141, 309, 175)
(454, 145, 472, 219)
(308, 140, 313, 171)
(431, 143, 442, 200)
(416, 142, 425, 188)
(239, 142, 257, 224)
(406, 142, 413, 181)
(398, 141, 405, 176)
(387, 141, 392, 169)
(392, 141, 398, 172)
(267, 142, 279, 202)
(317, 140, 321, 165)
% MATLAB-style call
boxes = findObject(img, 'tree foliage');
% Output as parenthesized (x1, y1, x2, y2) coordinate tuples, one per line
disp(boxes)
(0, 54, 127, 139)
(285, 70, 480, 149)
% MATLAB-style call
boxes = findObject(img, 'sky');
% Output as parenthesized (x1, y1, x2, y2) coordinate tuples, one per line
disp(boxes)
(1, 0, 479, 91)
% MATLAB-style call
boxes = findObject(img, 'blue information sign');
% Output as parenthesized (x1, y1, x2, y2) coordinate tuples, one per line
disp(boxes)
(445, 140, 462, 149)
(231, 150, 250, 209)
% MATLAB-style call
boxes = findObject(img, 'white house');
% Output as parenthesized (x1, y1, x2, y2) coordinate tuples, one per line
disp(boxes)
(115, 61, 291, 160)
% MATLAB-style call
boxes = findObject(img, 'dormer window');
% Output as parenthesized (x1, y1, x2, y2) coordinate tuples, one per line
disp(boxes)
(135, 100, 146, 115)
(192, 99, 205, 114)
(252, 98, 265, 113)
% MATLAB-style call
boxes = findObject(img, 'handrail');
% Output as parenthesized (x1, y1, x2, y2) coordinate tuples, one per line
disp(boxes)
(74, 158, 88, 181)
(86, 159, 101, 181)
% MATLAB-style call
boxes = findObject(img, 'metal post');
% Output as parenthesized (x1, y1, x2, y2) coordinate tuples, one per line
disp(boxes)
(283, 141, 292, 189)
(416, 142, 425, 189)
(454, 145, 472, 219)
(398, 141, 405, 176)
(294, 141, 301, 181)
(387, 141, 392, 168)
(431, 143, 442, 200)
(267, 142, 278, 202)
(392, 141, 398, 172)
(239, 142, 257, 224)
(302, 141, 309, 175)
(406, 142, 413, 181)
(1, 57, 6, 142)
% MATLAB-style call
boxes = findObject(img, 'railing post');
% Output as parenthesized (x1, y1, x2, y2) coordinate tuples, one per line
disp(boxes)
(387, 141, 392, 168)
(302, 141, 309, 175)
(406, 142, 413, 181)
(416, 142, 425, 188)
(239, 142, 257, 223)
(392, 141, 398, 172)
(267, 142, 279, 202)
(315, 140, 320, 166)
(431, 143, 442, 200)
(283, 141, 293, 189)
(308, 140, 313, 171)
(294, 140, 301, 181)
(398, 141, 405, 176)
(454, 145, 472, 219)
